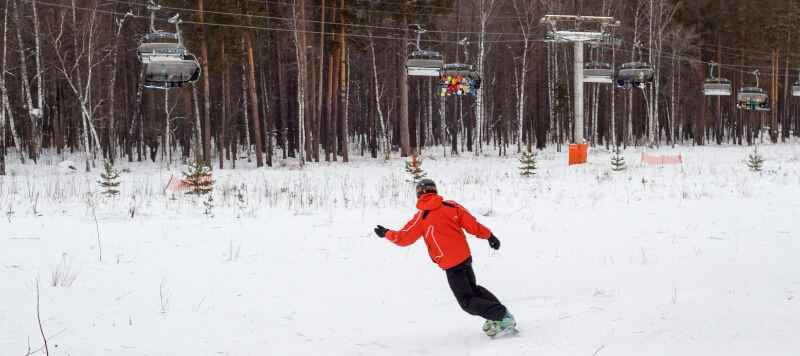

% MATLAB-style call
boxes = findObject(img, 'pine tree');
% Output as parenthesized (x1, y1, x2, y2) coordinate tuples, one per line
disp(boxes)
(97, 160, 121, 197)
(747, 146, 765, 172)
(182, 157, 214, 195)
(519, 150, 538, 177)
(611, 147, 627, 171)
(404, 154, 427, 183)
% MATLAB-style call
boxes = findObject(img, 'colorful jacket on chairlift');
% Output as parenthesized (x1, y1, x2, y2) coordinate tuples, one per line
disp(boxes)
(439, 75, 479, 96)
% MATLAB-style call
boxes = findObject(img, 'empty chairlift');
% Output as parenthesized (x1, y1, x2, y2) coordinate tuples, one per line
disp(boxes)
(144, 55, 201, 89)
(584, 62, 614, 83)
(137, 4, 200, 89)
(406, 26, 443, 77)
(736, 70, 769, 111)
(703, 62, 731, 96)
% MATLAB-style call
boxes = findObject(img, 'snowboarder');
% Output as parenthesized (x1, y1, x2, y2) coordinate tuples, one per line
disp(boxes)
(373, 178, 516, 337)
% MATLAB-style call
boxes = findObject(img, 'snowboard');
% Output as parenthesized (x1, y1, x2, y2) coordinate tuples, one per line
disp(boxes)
(487, 325, 519, 339)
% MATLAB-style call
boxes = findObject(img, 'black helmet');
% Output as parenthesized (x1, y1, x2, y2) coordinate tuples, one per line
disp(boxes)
(415, 179, 437, 198)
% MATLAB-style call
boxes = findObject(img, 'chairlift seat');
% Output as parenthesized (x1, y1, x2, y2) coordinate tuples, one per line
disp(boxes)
(703, 78, 731, 96)
(144, 56, 201, 87)
(618, 62, 654, 82)
(584, 62, 613, 83)
(736, 87, 768, 110)
(138, 43, 187, 63)
(406, 58, 444, 77)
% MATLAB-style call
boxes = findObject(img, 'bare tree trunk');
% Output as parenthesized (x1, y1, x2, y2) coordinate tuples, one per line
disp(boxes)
(316, 0, 325, 162)
(245, 33, 264, 167)
(475, 0, 494, 155)
(1, 0, 21, 163)
(129, 66, 145, 162)
(12, 0, 38, 162)
(368, 35, 390, 159)
(192, 82, 202, 157)
(338, 1, 348, 162)
(199, 0, 211, 163)
(219, 40, 227, 169)
(164, 90, 171, 165)
(107, 14, 129, 164)
(398, 1, 410, 157)
(31, 2, 44, 158)
(240, 39, 252, 162)
(610, 41, 617, 148)
(513, 0, 531, 152)
(292, 0, 307, 166)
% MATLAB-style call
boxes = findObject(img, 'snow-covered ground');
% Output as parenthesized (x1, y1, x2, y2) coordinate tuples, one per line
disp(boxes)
(2, 143, 799, 355)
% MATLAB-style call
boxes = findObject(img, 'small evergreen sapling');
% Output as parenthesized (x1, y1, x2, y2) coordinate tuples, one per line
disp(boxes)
(98, 161, 121, 197)
(611, 147, 626, 171)
(182, 158, 214, 195)
(518, 150, 538, 177)
(747, 146, 765, 172)
(405, 155, 427, 183)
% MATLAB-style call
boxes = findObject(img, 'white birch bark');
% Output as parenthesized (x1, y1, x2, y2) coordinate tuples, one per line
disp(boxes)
(164, 90, 171, 164)
(11, 0, 36, 160)
(610, 41, 617, 148)
(1, 0, 21, 161)
(107, 13, 129, 163)
(240, 39, 252, 161)
(368, 35, 390, 160)
(291, 0, 306, 165)
(512, 0, 532, 152)
(31, 2, 43, 155)
(475, 0, 495, 155)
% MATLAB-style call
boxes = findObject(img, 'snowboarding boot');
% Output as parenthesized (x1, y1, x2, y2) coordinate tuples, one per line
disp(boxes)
(482, 320, 493, 332)
(485, 311, 517, 338)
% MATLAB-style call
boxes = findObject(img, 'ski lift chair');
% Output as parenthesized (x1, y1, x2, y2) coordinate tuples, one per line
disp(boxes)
(406, 53, 444, 77)
(703, 62, 731, 96)
(736, 87, 769, 111)
(584, 62, 614, 83)
(440, 63, 481, 95)
(138, 42, 187, 64)
(736, 70, 769, 110)
(703, 78, 732, 96)
(144, 55, 201, 88)
(406, 25, 444, 77)
(617, 62, 653, 89)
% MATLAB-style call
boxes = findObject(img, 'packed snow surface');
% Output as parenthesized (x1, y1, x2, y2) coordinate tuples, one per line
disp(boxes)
(1, 144, 799, 355)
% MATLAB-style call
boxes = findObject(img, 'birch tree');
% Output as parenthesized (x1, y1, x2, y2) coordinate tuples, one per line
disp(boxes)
(368, 33, 391, 160)
(52, 1, 105, 171)
(512, 0, 535, 152)
(474, 0, 495, 155)
(291, 0, 307, 166)
(11, 0, 38, 161)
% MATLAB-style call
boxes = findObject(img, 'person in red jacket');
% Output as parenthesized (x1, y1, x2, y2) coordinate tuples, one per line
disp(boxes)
(373, 179, 516, 337)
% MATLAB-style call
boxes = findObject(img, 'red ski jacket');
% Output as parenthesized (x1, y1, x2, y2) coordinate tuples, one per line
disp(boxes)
(385, 193, 492, 270)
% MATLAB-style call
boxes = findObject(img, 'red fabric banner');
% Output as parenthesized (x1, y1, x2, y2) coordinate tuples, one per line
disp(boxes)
(641, 152, 683, 165)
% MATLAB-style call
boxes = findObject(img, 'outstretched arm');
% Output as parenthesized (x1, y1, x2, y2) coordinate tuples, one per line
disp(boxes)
(452, 202, 492, 239)
(385, 211, 425, 247)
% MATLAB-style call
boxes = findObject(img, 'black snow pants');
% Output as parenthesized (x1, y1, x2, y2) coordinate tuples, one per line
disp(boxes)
(445, 256, 507, 321)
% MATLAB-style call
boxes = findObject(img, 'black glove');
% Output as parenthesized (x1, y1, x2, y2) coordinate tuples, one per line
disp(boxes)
(488, 234, 500, 250)
(374, 225, 388, 238)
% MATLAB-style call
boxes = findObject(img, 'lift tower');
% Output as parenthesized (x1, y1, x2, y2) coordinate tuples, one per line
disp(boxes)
(540, 15, 618, 161)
